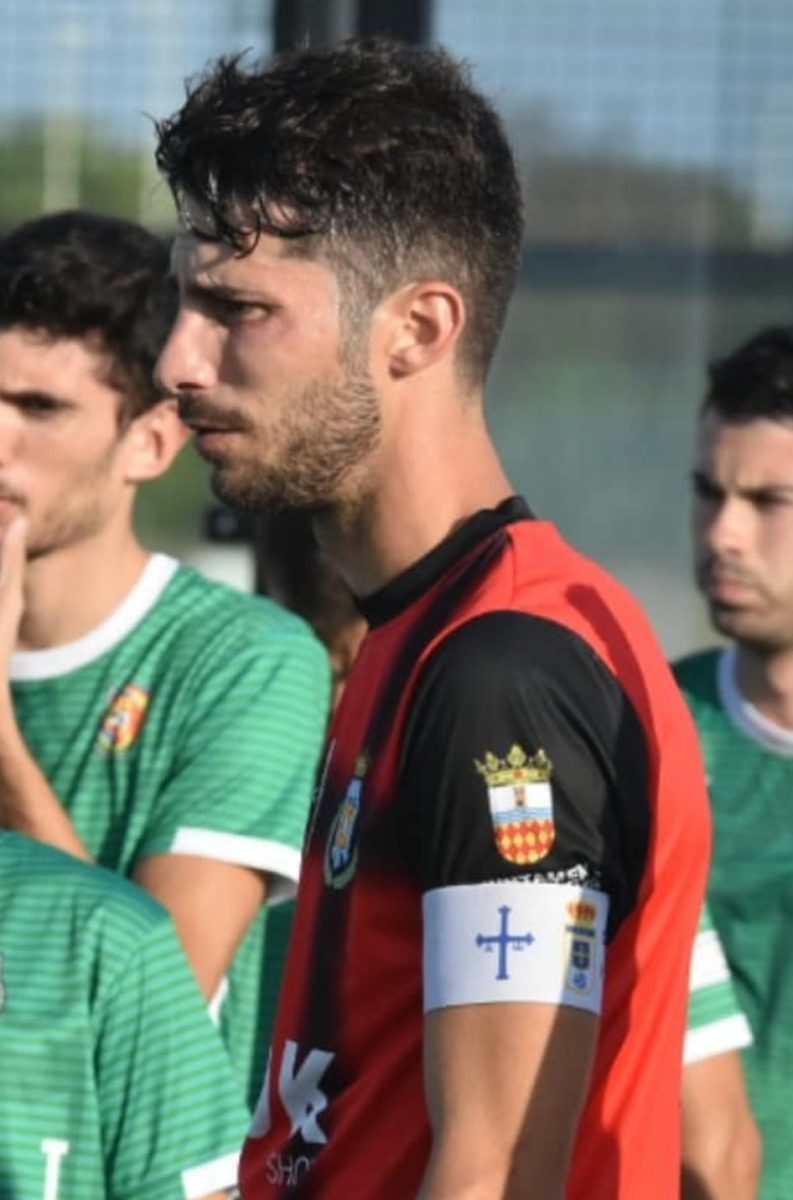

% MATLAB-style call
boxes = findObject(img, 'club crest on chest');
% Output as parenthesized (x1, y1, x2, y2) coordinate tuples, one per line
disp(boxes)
(324, 753, 368, 890)
(97, 683, 150, 753)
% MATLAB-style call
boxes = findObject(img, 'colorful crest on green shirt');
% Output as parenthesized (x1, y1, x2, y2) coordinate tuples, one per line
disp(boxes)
(474, 744, 555, 865)
(324, 754, 368, 890)
(98, 684, 150, 752)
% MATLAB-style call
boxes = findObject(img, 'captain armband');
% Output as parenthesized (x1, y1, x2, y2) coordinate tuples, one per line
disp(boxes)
(422, 880, 609, 1015)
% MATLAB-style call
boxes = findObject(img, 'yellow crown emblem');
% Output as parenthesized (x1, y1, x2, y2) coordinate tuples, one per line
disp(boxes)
(567, 900, 597, 927)
(474, 744, 553, 787)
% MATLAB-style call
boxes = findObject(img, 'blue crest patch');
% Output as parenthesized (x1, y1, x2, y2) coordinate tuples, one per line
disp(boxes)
(324, 755, 367, 889)
(564, 899, 599, 995)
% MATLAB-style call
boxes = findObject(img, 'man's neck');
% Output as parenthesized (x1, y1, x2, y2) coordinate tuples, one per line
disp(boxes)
(18, 528, 150, 652)
(733, 643, 793, 731)
(315, 404, 514, 598)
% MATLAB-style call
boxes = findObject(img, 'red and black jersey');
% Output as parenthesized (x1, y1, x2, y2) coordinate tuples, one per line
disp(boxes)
(240, 497, 710, 1199)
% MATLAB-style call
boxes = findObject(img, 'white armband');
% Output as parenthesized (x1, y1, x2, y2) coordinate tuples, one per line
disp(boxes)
(422, 880, 608, 1015)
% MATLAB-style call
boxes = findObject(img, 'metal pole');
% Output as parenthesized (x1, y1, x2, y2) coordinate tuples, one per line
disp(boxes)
(274, 0, 358, 50)
(42, 13, 84, 212)
(357, 0, 430, 43)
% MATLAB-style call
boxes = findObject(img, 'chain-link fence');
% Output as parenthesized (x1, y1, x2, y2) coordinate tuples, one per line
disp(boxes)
(435, 0, 793, 654)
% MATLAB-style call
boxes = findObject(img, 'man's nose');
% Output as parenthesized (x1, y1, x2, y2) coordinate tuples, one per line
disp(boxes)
(705, 495, 751, 557)
(0, 408, 24, 465)
(155, 310, 218, 396)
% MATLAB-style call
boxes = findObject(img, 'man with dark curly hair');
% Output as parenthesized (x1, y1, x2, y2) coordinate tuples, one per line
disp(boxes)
(156, 39, 710, 1199)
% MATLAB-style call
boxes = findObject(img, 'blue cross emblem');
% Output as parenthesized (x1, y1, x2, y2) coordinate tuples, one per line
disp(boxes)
(475, 905, 534, 981)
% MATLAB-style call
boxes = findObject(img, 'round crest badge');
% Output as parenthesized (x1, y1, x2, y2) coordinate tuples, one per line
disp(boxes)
(324, 754, 368, 889)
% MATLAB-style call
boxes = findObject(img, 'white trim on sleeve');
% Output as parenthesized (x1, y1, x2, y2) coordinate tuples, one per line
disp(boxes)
(423, 880, 608, 1015)
(689, 927, 732, 992)
(182, 1150, 240, 1198)
(207, 976, 230, 1027)
(684, 1013, 753, 1065)
(169, 827, 301, 904)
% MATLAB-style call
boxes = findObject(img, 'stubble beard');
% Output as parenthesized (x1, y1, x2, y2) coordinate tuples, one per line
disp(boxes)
(708, 601, 793, 655)
(22, 444, 122, 561)
(208, 364, 383, 515)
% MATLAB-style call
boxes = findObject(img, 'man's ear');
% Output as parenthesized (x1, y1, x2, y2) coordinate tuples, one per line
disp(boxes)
(381, 281, 466, 380)
(121, 399, 190, 484)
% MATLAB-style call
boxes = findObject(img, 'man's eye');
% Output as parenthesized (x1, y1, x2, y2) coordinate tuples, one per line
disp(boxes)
(213, 298, 266, 322)
(18, 396, 60, 417)
(754, 495, 789, 511)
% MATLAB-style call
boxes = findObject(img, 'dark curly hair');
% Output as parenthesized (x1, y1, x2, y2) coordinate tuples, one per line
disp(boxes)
(704, 327, 793, 423)
(155, 38, 523, 384)
(0, 210, 177, 424)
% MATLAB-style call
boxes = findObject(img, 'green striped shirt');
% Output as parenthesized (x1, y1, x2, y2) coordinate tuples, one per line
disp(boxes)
(676, 646, 793, 1200)
(685, 902, 752, 1064)
(0, 831, 248, 1199)
(10, 555, 331, 1108)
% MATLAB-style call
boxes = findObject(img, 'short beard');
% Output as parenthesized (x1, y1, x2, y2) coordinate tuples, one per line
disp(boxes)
(208, 366, 382, 514)
(708, 603, 792, 655)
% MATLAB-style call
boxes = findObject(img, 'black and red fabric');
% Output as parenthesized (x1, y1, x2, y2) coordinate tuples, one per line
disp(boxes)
(240, 497, 710, 1200)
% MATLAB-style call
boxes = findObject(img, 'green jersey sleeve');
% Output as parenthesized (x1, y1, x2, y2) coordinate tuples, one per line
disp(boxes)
(95, 912, 248, 1200)
(685, 902, 753, 1065)
(135, 618, 331, 899)
(0, 833, 247, 1200)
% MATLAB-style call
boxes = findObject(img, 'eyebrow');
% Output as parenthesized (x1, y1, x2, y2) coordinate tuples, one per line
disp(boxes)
(691, 469, 793, 498)
(0, 387, 77, 410)
(181, 279, 265, 305)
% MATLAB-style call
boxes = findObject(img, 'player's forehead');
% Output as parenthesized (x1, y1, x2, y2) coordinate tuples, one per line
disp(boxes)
(170, 214, 316, 283)
(0, 325, 110, 393)
(695, 411, 793, 483)
(171, 230, 254, 286)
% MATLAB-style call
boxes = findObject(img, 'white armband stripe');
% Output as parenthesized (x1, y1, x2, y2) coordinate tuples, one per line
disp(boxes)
(422, 880, 608, 1015)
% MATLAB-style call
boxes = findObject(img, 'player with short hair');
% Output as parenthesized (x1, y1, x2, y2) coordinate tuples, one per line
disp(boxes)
(0, 830, 247, 1200)
(156, 39, 710, 1198)
(675, 326, 793, 1199)
(0, 210, 330, 1109)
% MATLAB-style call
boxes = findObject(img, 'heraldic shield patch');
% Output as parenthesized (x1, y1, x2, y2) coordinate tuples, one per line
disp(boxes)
(475, 744, 555, 865)
(324, 754, 368, 889)
(98, 683, 150, 753)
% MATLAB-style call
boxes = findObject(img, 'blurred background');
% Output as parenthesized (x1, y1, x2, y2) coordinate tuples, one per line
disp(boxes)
(2, 0, 793, 654)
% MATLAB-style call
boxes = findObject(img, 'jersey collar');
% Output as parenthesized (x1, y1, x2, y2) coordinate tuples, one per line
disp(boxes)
(10, 554, 179, 681)
(358, 496, 532, 628)
(717, 644, 793, 758)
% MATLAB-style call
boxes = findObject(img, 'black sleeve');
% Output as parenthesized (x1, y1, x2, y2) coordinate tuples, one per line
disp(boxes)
(399, 610, 651, 940)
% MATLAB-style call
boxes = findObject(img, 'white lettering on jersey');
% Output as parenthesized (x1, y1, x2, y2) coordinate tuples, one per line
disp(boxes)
(41, 1139, 69, 1200)
(249, 1042, 335, 1146)
(280, 1041, 334, 1145)
(266, 1153, 312, 1186)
